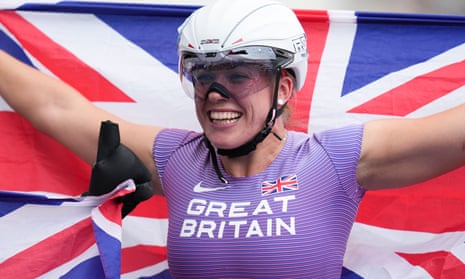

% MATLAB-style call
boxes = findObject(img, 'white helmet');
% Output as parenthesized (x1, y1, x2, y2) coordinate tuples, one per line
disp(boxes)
(177, 0, 308, 97)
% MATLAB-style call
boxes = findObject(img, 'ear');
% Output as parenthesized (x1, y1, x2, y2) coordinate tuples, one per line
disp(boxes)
(277, 73, 294, 106)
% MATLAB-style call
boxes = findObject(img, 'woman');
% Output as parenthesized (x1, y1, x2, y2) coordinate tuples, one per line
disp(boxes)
(0, 0, 464, 278)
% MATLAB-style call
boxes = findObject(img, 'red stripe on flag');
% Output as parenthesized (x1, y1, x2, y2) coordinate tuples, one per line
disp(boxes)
(121, 245, 167, 274)
(129, 195, 168, 218)
(288, 10, 330, 133)
(357, 167, 465, 233)
(0, 112, 90, 195)
(349, 59, 465, 116)
(397, 250, 465, 279)
(0, 218, 95, 278)
(98, 197, 123, 225)
(0, 11, 133, 103)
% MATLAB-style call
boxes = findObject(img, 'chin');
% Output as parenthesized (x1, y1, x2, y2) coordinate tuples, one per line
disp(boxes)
(208, 124, 261, 146)
(209, 139, 237, 150)
(205, 134, 241, 150)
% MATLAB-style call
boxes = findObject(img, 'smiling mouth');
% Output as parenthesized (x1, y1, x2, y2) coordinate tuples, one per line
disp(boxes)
(209, 111, 241, 124)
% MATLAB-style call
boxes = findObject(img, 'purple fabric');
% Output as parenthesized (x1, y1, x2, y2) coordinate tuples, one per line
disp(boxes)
(154, 125, 365, 278)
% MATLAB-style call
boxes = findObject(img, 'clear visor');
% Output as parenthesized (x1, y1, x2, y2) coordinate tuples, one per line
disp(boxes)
(180, 46, 293, 99)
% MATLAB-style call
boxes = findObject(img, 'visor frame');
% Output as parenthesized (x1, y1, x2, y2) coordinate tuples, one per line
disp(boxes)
(180, 46, 294, 99)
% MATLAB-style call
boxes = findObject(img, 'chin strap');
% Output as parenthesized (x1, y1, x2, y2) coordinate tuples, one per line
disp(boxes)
(205, 137, 229, 184)
(206, 68, 285, 183)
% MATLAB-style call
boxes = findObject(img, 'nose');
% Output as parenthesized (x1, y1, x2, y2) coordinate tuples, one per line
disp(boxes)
(205, 82, 232, 100)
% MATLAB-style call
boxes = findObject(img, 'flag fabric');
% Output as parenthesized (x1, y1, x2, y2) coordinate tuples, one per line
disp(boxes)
(0, 1, 465, 278)
(0, 180, 135, 279)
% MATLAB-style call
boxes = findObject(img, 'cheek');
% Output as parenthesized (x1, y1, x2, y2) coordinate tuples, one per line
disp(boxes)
(258, 91, 272, 106)
(194, 101, 207, 122)
(240, 95, 272, 123)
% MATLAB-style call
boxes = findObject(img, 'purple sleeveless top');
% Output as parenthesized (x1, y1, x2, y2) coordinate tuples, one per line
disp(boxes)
(153, 124, 365, 278)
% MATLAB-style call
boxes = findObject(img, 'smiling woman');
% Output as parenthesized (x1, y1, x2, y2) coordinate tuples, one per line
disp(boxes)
(1, 0, 465, 278)
(177, 0, 307, 161)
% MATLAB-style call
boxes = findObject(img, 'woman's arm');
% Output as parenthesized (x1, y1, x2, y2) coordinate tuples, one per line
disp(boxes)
(0, 50, 163, 192)
(357, 104, 465, 190)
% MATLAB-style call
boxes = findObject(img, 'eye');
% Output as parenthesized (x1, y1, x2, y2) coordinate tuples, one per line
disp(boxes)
(194, 72, 215, 85)
(226, 72, 252, 84)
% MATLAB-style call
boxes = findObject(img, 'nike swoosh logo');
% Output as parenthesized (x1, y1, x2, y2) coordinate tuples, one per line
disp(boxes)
(193, 182, 230, 193)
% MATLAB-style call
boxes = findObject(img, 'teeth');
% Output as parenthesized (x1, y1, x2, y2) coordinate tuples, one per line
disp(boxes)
(210, 111, 241, 123)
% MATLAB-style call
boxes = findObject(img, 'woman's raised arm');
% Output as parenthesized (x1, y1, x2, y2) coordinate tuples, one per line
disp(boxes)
(0, 50, 163, 192)
(358, 104, 465, 190)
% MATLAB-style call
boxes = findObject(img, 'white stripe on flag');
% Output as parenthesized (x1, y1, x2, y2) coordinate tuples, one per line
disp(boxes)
(36, 244, 100, 279)
(343, 42, 465, 118)
(92, 206, 122, 241)
(0, 202, 90, 261)
(121, 259, 169, 279)
(122, 215, 168, 247)
(345, 222, 465, 278)
(19, 10, 200, 130)
(309, 10, 362, 133)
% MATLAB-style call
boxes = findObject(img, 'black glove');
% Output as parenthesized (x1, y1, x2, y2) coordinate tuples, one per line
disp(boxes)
(83, 120, 154, 217)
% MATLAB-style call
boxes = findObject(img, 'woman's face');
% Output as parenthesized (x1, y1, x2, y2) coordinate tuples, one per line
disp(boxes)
(193, 63, 275, 150)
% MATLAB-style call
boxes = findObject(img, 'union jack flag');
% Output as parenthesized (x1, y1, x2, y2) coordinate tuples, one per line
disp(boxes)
(0, 180, 135, 279)
(0, 1, 465, 278)
(261, 174, 299, 196)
